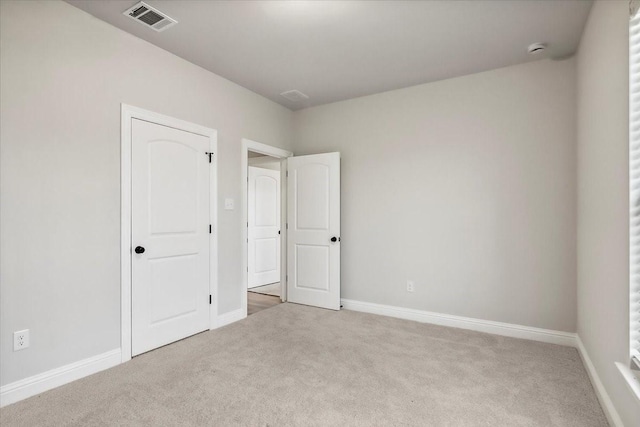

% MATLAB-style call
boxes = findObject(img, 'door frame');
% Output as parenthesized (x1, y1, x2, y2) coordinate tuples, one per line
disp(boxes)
(120, 104, 218, 363)
(241, 139, 292, 317)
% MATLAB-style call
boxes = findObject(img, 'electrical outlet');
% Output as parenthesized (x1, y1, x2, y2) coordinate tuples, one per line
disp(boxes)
(406, 280, 415, 292)
(13, 329, 29, 351)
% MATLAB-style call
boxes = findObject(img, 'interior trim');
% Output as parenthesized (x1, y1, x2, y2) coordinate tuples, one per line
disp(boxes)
(0, 349, 121, 408)
(577, 338, 624, 427)
(341, 299, 577, 347)
(211, 308, 246, 329)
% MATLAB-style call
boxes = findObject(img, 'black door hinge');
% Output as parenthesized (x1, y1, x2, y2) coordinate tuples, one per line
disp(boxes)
(209, 295, 212, 305)
(205, 152, 214, 163)
(209, 224, 212, 234)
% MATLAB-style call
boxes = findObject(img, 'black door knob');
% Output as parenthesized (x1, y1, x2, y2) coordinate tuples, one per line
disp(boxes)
(134, 246, 145, 254)
(330, 237, 338, 242)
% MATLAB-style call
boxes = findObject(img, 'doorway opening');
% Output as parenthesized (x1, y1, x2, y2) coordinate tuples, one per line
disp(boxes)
(241, 139, 341, 317)
(247, 150, 282, 315)
(241, 139, 292, 317)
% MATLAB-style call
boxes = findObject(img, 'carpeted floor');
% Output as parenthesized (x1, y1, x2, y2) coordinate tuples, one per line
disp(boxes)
(0, 303, 607, 426)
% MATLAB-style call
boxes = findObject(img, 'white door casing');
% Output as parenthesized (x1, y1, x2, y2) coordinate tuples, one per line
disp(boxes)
(248, 166, 281, 288)
(131, 119, 210, 356)
(287, 152, 341, 310)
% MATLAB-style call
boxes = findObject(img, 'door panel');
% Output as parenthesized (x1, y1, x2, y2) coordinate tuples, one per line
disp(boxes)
(148, 141, 199, 233)
(295, 164, 329, 230)
(255, 175, 278, 226)
(131, 119, 210, 356)
(287, 153, 340, 310)
(255, 238, 278, 272)
(248, 166, 281, 288)
(149, 255, 198, 324)
(295, 245, 330, 290)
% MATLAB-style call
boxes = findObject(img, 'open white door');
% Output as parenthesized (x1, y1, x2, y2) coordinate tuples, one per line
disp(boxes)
(287, 152, 340, 310)
(248, 166, 281, 288)
(131, 119, 210, 356)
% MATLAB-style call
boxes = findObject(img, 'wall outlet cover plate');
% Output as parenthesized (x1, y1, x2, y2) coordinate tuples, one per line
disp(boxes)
(13, 329, 29, 351)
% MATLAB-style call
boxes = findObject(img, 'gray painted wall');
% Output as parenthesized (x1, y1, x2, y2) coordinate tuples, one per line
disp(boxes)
(0, 0, 293, 386)
(576, 1, 640, 424)
(294, 58, 577, 332)
(248, 157, 281, 171)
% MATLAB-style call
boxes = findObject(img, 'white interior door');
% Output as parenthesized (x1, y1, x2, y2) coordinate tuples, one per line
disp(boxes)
(287, 152, 340, 310)
(131, 119, 210, 356)
(248, 166, 281, 288)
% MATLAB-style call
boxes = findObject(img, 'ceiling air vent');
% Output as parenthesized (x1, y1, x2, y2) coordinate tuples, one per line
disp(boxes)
(280, 90, 309, 102)
(123, 2, 177, 32)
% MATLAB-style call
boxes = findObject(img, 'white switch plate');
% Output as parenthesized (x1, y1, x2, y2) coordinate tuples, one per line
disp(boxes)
(406, 280, 415, 292)
(224, 198, 234, 210)
(14, 329, 29, 351)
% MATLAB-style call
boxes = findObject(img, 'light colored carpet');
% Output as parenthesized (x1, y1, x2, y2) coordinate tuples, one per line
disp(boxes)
(248, 282, 281, 297)
(0, 303, 607, 426)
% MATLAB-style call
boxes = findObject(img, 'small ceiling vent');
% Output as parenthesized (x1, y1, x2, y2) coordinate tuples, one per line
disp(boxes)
(527, 43, 546, 54)
(123, 2, 177, 32)
(280, 90, 309, 102)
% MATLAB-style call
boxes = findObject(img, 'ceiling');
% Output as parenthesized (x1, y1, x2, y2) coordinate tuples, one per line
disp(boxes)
(66, 0, 593, 110)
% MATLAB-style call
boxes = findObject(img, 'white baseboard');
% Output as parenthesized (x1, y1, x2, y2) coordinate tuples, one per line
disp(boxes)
(212, 308, 245, 329)
(576, 337, 624, 427)
(0, 348, 121, 408)
(341, 299, 577, 347)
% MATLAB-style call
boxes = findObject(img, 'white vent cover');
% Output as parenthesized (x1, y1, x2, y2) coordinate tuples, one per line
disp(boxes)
(280, 90, 309, 102)
(123, 2, 177, 32)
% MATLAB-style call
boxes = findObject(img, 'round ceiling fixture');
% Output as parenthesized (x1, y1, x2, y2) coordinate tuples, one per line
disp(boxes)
(528, 43, 546, 54)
